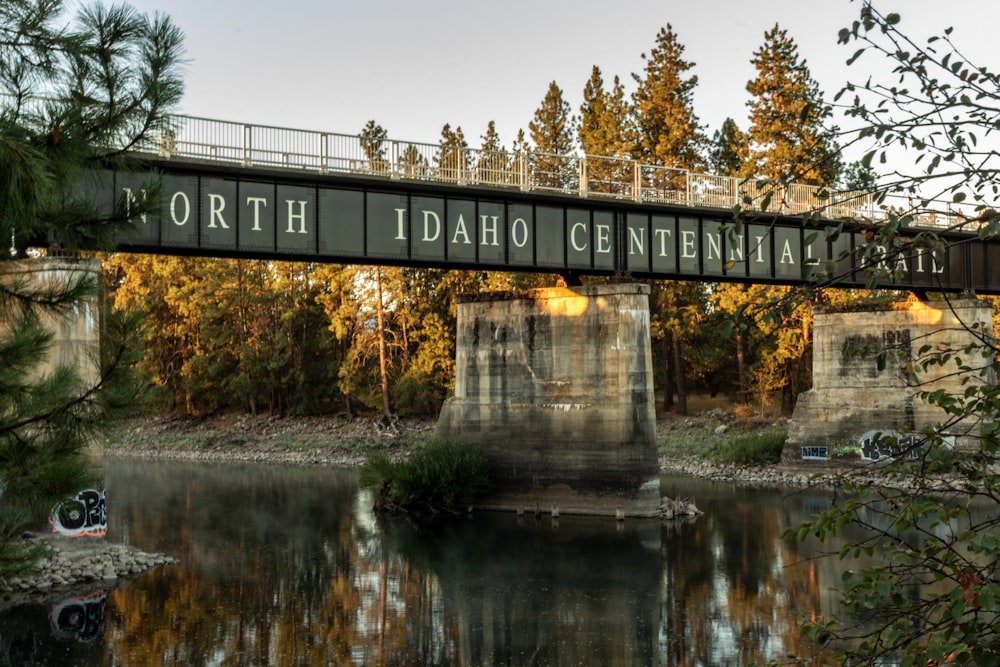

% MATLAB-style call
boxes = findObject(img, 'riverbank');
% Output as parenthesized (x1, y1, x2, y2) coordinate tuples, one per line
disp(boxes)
(97, 410, 841, 487)
(99, 411, 936, 491)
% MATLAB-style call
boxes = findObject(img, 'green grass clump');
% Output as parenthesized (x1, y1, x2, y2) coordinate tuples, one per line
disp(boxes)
(713, 428, 788, 465)
(359, 441, 492, 514)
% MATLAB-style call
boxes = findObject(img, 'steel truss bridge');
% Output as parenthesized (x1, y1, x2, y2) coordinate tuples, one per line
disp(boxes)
(83, 113, 1000, 295)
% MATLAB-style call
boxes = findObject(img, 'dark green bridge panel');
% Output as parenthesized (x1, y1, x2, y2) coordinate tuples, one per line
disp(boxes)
(96, 161, 1000, 294)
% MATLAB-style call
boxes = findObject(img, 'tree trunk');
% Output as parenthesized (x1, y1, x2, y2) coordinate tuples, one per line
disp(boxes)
(235, 260, 257, 417)
(375, 267, 392, 419)
(661, 330, 674, 412)
(781, 359, 795, 416)
(673, 332, 688, 416)
(736, 330, 748, 405)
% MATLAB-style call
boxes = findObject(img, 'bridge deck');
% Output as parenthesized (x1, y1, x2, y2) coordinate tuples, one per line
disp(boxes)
(143, 113, 966, 230)
(63, 111, 998, 295)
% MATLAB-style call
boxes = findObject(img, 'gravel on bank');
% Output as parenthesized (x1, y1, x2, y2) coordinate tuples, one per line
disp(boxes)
(1, 532, 175, 611)
(98, 412, 890, 488)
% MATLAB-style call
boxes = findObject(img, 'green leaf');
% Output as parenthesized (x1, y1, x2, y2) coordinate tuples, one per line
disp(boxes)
(847, 48, 866, 66)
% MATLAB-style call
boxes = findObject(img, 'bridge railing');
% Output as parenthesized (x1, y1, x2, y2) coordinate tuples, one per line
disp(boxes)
(147, 113, 995, 230)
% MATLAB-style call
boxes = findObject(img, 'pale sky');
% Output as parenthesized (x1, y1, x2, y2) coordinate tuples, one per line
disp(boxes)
(117, 0, 996, 163)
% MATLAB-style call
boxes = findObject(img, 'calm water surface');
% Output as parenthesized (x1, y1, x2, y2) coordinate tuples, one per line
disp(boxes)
(0, 459, 846, 666)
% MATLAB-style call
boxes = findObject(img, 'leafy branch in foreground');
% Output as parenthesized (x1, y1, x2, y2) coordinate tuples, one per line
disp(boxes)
(757, 3, 1000, 664)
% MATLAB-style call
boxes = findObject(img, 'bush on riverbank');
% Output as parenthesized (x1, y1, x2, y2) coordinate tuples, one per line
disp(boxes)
(714, 428, 788, 465)
(360, 441, 491, 514)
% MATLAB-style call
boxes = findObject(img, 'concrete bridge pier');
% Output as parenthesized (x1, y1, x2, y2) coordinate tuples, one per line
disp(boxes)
(0, 256, 107, 536)
(785, 298, 994, 463)
(435, 284, 660, 518)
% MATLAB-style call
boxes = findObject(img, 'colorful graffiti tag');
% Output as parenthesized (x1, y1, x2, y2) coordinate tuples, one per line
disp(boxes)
(857, 430, 926, 462)
(50, 489, 107, 537)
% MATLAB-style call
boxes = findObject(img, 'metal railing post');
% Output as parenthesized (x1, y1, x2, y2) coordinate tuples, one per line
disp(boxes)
(320, 132, 328, 174)
(633, 161, 641, 202)
(102, 108, 975, 227)
(242, 124, 252, 167)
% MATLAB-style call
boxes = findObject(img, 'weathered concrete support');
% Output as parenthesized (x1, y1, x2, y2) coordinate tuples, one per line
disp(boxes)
(436, 284, 659, 517)
(785, 298, 994, 462)
(0, 256, 105, 534)
(0, 257, 102, 387)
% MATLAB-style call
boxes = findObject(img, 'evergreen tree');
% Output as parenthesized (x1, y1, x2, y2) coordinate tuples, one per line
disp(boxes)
(359, 120, 389, 174)
(743, 24, 840, 187)
(475, 120, 511, 186)
(631, 24, 703, 173)
(398, 144, 428, 179)
(840, 159, 878, 191)
(579, 66, 635, 194)
(527, 81, 577, 190)
(0, 0, 184, 582)
(437, 123, 469, 183)
(706, 117, 748, 177)
(579, 66, 635, 158)
(631, 24, 705, 415)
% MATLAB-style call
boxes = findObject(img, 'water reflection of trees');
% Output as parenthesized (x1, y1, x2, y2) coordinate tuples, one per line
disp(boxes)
(659, 481, 831, 666)
(97, 464, 847, 665)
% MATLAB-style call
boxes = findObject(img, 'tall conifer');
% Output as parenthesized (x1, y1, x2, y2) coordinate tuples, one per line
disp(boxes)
(631, 24, 706, 415)
(579, 66, 635, 194)
(0, 0, 184, 581)
(437, 123, 469, 183)
(743, 24, 840, 186)
(706, 117, 748, 177)
(631, 24, 703, 172)
(528, 81, 577, 190)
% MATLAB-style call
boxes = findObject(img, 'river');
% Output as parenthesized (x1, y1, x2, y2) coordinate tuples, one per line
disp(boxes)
(0, 459, 848, 666)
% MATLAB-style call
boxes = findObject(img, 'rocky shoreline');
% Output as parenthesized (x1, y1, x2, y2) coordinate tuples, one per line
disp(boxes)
(1, 533, 175, 611)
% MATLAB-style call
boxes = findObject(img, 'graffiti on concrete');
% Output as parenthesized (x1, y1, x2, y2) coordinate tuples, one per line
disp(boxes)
(50, 489, 107, 537)
(800, 446, 830, 460)
(858, 430, 925, 462)
(50, 591, 107, 643)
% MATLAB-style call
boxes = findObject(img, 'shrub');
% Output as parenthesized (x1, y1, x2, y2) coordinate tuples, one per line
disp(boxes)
(360, 441, 491, 514)
(713, 428, 787, 465)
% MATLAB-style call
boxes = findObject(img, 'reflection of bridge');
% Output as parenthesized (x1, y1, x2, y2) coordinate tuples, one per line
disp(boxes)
(95, 113, 1000, 295)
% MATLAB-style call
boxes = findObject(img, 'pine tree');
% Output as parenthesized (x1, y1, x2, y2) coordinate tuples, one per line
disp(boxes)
(528, 81, 577, 190)
(437, 123, 469, 183)
(743, 24, 841, 187)
(476, 120, 511, 186)
(579, 66, 635, 158)
(631, 24, 703, 173)
(398, 144, 428, 179)
(706, 117, 748, 177)
(839, 159, 877, 191)
(579, 66, 635, 194)
(0, 0, 184, 583)
(359, 120, 389, 174)
(631, 24, 705, 415)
